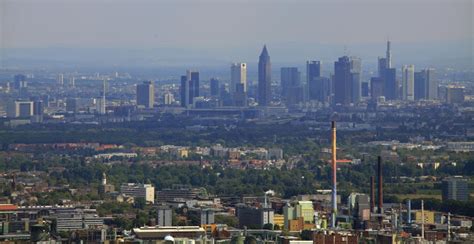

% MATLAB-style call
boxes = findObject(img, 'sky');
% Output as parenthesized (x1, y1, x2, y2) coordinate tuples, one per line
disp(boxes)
(0, 0, 472, 68)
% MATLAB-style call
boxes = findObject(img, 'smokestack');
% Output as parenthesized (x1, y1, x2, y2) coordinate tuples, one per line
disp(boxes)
(331, 121, 337, 228)
(370, 176, 375, 213)
(377, 156, 383, 214)
(407, 199, 412, 224)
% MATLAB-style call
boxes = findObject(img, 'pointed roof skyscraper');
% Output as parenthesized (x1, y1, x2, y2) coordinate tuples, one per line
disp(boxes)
(258, 45, 272, 106)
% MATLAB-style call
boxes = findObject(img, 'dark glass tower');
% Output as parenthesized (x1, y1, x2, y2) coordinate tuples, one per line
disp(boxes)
(258, 45, 271, 106)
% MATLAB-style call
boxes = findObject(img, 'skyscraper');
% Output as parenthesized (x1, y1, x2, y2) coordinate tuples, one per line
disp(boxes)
(306, 61, 321, 82)
(414, 68, 437, 100)
(258, 45, 271, 106)
(187, 70, 200, 99)
(308, 77, 331, 103)
(386, 40, 392, 69)
(414, 71, 426, 100)
(180, 75, 189, 107)
(334, 56, 352, 105)
(425, 68, 438, 100)
(334, 56, 361, 105)
(384, 68, 397, 100)
(402, 65, 415, 101)
(210, 78, 220, 97)
(280, 67, 300, 98)
(136, 81, 154, 108)
(230, 63, 247, 94)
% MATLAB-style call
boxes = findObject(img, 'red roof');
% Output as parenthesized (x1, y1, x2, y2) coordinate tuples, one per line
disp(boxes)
(0, 204, 17, 211)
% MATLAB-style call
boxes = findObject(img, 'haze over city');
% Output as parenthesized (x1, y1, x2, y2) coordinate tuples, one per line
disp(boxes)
(0, 0, 473, 243)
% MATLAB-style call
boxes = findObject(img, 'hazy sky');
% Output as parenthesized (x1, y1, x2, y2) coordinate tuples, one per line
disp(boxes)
(1, 0, 472, 49)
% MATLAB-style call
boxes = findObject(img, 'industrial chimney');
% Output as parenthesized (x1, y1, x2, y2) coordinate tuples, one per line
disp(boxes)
(370, 176, 375, 213)
(377, 156, 383, 214)
(331, 121, 337, 228)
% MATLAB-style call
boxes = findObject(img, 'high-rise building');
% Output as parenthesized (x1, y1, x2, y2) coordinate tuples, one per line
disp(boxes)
(334, 56, 361, 105)
(402, 65, 415, 101)
(308, 77, 331, 103)
(97, 79, 107, 114)
(425, 68, 437, 100)
(384, 68, 397, 100)
(445, 85, 465, 104)
(137, 81, 154, 108)
(7, 100, 33, 118)
(386, 40, 392, 69)
(57, 74, 64, 86)
(370, 77, 384, 100)
(13, 74, 27, 90)
(32, 100, 44, 123)
(442, 177, 469, 202)
(180, 75, 189, 107)
(361, 82, 369, 97)
(306, 61, 322, 82)
(210, 78, 220, 97)
(66, 98, 79, 113)
(258, 45, 271, 106)
(414, 71, 426, 100)
(187, 70, 200, 99)
(231, 63, 247, 94)
(414, 69, 437, 100)
(163, 92, 175, 105)
(378, 57, 387, 78)
(280, 67, 301, 104)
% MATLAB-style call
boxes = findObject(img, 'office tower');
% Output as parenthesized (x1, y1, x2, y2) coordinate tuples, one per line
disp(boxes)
(187, 70, 200, 99)
(445, 85, 465, 104)
(281, 67, 302, 106)
(384, 68, 397, 100)
(97, 79, 106, 114)
(361, 82, 369, 97)
(7, 100, 33, 118)
(425, 68, 437, 100)
(334, 56, 361, 105)
(370, 77, 384, 100)
(414, 71, 426, 100)
(66, 98, 79, 113)
(350, 57, 362, 103)
(233, 83, 247, 107)
(402, 65, 415, 101)
(386, 40, 392, 69)
(442, 177, 469, 202)
(334, 56, 351, 105)
(13, 74, 27, 89)
(57, 74, 64, 86)
(414, 69, 437, 100)
(307, 61, 322, 81)
(120, 183, 155, 204)
(231, 63, 247, 94)
(163, 92, 175, 105)
(210, 78, 219, 97)
(258, 45, 271, 106)
(32, 100, 44, 123)
(308, 77, 331, 103)
(137, 81, 154, 108)
(281, 67, 300, 95)
(378, 57, 387, 78)
(180, 75, 189, 107)
(157, 206, 173, 226)
(70, 77, 76, 88)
